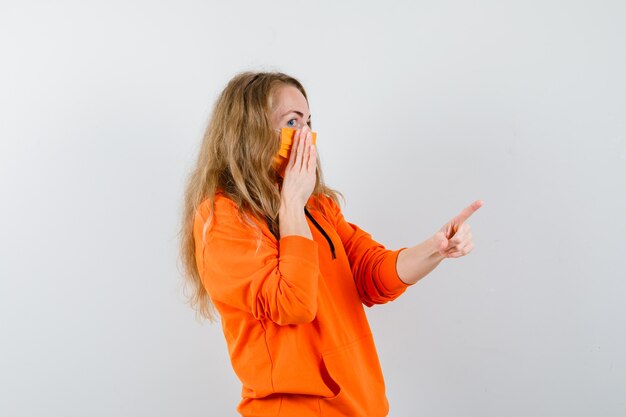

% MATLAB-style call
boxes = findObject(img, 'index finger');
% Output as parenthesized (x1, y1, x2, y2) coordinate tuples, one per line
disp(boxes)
(454, 199, 484, 225)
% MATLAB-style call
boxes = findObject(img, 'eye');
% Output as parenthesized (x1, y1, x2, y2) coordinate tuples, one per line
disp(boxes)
(286, 118, 297, 127)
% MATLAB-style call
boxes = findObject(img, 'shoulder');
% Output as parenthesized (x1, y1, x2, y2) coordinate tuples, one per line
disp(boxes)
(194, 194, 234, 225)
(193, 192, 255, 239)
(195, 192, 275, 245)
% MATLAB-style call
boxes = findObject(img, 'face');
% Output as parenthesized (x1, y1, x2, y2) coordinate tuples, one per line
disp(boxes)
(270, 84, 313, 180)
(271, 84, 311, 131)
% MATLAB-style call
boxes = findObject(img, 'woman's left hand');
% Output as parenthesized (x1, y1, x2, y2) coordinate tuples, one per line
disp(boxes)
(432, 200, 484, 259)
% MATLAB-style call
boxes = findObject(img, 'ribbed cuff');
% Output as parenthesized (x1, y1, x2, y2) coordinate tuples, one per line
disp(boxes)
(279, 235, 319, 264)
(379, 247, 413, 291)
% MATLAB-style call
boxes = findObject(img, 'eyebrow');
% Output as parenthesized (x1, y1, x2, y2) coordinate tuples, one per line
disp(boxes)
(281, 110, 312, 120)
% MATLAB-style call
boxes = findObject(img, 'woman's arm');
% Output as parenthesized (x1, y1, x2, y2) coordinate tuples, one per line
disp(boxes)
(396, 238, 445, 286)
(279, 201, 313, 239)
(194, 198, 320, 325)
(396, 200, 483, 285)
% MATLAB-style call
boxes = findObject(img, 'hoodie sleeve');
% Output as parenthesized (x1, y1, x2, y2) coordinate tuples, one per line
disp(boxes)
(322, 195, 413, 307)
(194, 205, 320, 325)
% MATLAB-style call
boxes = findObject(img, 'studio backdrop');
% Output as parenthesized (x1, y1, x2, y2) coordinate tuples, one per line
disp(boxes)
(1, 1, 625, 416)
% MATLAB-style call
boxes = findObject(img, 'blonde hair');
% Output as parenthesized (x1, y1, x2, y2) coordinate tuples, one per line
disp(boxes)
(178, 71, 343, 323)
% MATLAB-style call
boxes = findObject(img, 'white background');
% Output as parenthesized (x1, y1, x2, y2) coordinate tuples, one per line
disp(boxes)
(1, 1, 625, 416)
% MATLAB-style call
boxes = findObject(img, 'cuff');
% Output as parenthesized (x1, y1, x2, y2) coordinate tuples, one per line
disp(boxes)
(379, 247, 413, 291)
(279, 235, 319, 264)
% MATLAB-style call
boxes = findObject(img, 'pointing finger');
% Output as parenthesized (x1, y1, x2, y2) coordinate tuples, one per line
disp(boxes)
(454, 200, 484, 225)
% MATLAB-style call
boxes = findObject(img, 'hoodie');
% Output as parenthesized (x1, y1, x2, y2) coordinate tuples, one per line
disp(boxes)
(193, 190, 413, 416)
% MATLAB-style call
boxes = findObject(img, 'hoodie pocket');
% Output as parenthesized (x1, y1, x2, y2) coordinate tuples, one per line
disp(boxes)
(318, 334, 389, 417)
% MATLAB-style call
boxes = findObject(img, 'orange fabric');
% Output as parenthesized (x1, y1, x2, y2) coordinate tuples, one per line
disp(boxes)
(193, 191, 413, 417)
(277, 127, 318, 159)
(274, 128, 318, 177)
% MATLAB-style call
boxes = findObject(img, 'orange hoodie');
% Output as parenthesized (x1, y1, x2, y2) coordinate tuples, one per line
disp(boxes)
(193, 190, 414, 417)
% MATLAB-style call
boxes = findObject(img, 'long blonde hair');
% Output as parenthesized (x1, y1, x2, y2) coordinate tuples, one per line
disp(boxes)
(178, 71, 343, 323)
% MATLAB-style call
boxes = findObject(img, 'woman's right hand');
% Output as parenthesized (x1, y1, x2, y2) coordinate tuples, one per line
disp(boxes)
(280, 125, 317, 209)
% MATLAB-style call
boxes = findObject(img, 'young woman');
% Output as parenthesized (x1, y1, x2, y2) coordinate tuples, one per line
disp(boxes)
(179, 71, 482, 417)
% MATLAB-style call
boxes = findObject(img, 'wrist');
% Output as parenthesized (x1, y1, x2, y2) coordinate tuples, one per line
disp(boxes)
(428, 235, 446, 262)
(280, 200, 304, 214)
(279, 204, 311, 239)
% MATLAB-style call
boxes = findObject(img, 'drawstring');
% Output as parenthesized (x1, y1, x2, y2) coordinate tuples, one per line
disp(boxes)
(267, 206, 337, 260)
(304, 207, 336, 260)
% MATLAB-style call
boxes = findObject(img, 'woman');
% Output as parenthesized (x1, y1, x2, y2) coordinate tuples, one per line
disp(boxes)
(179, 71, 482, 416)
